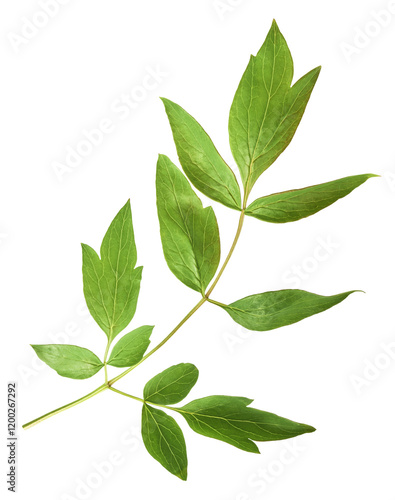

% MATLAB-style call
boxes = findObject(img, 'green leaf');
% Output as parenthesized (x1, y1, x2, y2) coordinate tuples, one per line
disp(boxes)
(31, 344, 103, 379)
(229, 20, 321, 196)
(101, 199, 137, 270)
(214, 290, 357, 331)
(142, 404, 188, 480)
(82, 200, 142, 343)
(144, 363, 199, 405)
(176, 396, 315, 453)
(107, 325, 154, 368)
(156, 154, 220, 293)
(161, 98, 241, 210)
(246, 174, 378, 223)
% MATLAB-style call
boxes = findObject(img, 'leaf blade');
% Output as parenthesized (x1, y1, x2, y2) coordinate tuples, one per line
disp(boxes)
(245, 174, 378, 223)
(229, 20, 320, 195)
(82, 200, 142, 342)
(216, 290, 357, 331)
(156, 154, 220, 293)
(177, 396, 314, 453)
(107, 325, 154, 368)
(161, 98, 241, 210)
(144, 363, 199, 405)
(81, 243, 111, 333)
(142, 404, 188, 480)
(31, 344, 103, 379)
(100, 198, 137, 271)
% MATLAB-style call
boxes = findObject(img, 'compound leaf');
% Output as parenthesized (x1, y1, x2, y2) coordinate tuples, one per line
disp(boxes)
(229, 20, 320, 196)
(142, 404, 188, 480)
(215, 290, 357, 331)
(176, 396, 315, 453)
(156, 154, 220, 293)
(82, 200, 142, 343)
(107, 325, 154, 368)
(31, 344, 103, 380)
(161, 97, 241, 210)
(144, 363, 199, 405)
(246, 174, 378, 223)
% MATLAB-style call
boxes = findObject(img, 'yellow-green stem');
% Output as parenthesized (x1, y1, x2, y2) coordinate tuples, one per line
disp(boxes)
(108, 296, 207, 386)
(205, 210, 245, 299)
(22, 383, 108, 430)
(103, 339, 111, 383)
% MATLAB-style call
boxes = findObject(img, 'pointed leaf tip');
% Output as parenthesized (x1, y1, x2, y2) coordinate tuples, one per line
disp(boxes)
(271, 19, 279, 29)
(305, 425, 316, 433)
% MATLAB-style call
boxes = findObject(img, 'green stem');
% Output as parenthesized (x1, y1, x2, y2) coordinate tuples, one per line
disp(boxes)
(207, 298, 226, 307)
(108, 388, 198, 419)
(103, 339, 111, 383)
(108, 296, 207, 386)
(205, 210, 245, 299)
(109, 387, 175, 412)
(22, 383, 108, 430)
(108, 387, 145, 404)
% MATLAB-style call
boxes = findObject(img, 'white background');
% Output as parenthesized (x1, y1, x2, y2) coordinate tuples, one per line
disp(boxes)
(1, 1, 394, 499)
